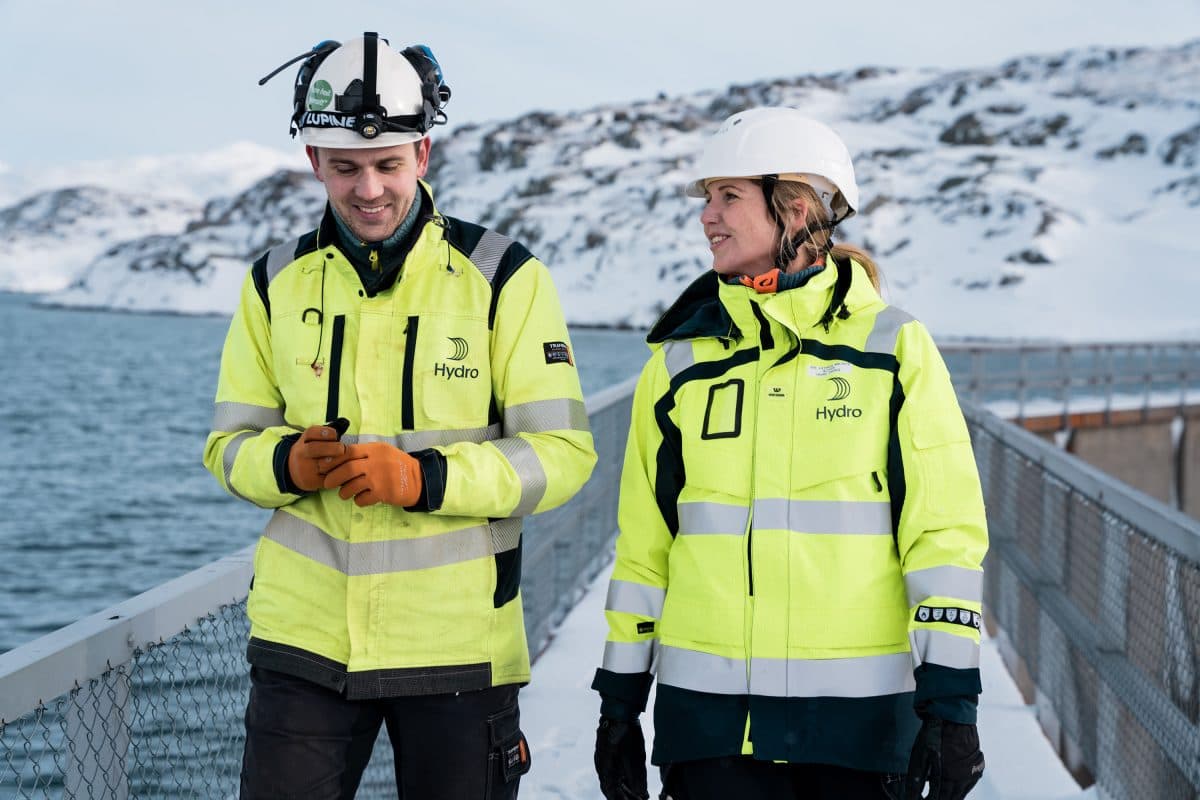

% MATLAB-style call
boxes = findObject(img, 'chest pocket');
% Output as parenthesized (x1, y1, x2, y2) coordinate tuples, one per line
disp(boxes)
(701, 379, 744, 439)
(678, 376, 752, 498)
(272, 307, 336, 425)
(410, 313, 493, 429)
(791, 363, 892, 497)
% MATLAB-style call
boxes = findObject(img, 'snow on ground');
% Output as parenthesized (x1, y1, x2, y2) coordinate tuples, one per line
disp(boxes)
(520, 561, 1093, 799)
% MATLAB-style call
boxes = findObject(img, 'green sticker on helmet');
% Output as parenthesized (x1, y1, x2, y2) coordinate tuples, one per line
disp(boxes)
(308, 80, 333, 111)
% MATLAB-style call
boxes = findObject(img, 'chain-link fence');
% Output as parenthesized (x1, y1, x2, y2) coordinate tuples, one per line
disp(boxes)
(969, 401, 1200, 800)
(0, 377, 635, 799)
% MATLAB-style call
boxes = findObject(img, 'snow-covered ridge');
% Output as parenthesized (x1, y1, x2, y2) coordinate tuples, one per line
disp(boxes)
(5, 40, 1199, 339)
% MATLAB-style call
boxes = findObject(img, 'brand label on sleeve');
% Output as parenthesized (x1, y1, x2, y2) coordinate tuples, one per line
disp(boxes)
(543, 341, 573, 365)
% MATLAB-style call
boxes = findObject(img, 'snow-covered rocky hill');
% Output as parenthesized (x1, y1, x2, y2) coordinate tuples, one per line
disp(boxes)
(4, 41, 1198, 339)
(0, 143, 303, 295)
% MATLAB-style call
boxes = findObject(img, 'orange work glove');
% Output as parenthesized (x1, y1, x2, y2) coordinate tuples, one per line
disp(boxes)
(287, 424, 350, 492)
(321, 442, 423, 508)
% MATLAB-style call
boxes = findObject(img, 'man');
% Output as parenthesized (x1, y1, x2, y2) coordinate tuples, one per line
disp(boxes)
(203, 32, 596, 799)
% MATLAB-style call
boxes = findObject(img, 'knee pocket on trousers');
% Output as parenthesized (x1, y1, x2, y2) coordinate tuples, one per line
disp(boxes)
(485, 703, 531, 797)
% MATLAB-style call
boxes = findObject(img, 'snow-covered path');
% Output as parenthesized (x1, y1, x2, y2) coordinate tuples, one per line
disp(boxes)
(520, 562, 1093, 799)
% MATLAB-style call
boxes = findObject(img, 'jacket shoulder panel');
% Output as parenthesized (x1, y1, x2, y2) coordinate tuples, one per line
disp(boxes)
(864, 305, 917, 356)
(443, 216, 536, 328)
(250, 230, 320, 319)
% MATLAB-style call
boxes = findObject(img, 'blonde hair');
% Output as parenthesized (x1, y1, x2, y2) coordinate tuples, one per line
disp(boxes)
(768, 180, 881, 290)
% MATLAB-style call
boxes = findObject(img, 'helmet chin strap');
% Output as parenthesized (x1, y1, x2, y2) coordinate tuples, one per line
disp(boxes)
(760, 174, 839, 270)
(755, 173, 852, 330)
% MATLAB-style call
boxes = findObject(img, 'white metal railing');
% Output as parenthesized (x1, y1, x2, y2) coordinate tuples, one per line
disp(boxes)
(941, 341, 1200, 422)
(0, 377, 636, 799)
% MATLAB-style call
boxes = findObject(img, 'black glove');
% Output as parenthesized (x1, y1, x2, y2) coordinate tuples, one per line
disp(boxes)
(594, 716, 649, 800)
(904, 718, 984, 800)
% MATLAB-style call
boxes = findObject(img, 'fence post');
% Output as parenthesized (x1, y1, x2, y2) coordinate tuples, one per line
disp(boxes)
(1097, 516, 1130, 655)
(1040, 475, 1069, 588)
(1163, 554, 1197, 720)
(1095, 682, 1129, 800)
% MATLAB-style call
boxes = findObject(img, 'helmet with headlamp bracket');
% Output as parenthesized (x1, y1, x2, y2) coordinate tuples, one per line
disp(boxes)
(258, 32, 451, 148)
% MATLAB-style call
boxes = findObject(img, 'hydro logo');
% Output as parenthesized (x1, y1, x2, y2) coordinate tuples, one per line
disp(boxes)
(816, 377, 861, 420)
(435, 337, 478, 380)
(816, 405, 862, 421)
(434, 362, 479, 380)
(447, 337, 469, 361)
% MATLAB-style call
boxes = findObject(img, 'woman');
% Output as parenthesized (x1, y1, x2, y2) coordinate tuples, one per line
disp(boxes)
(591, 107, 989, 800)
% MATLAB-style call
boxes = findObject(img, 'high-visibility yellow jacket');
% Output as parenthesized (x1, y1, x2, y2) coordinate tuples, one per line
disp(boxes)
(204, 184, 596, 698)
(593, 257, 988, 773)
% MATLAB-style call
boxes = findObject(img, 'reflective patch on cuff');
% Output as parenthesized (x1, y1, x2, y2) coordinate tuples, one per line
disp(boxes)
(914, 605, 981, 630)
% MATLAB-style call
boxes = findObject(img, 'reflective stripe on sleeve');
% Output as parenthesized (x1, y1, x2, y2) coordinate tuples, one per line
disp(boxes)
(504, 398, 590, 435)
(211, 402, 286, 433)
(909, 628, 981, 670)
(602, 640, 657, 674)
(262, 511, 519, 575)
(492, 437, 548, 517)
(605, 579, 666, 618)
(905, 565, 984, 608)
(222, 431, 255, 503)
(752, 498, 893, 535)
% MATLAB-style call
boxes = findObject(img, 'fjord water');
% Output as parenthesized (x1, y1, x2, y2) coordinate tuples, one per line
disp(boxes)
(0, 292, 646, 653)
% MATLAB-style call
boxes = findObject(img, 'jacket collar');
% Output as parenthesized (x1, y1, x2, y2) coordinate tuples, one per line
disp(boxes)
(647, 271, 740, 344)
(647, 256, 882, 345)
(317, 181, 439, 298)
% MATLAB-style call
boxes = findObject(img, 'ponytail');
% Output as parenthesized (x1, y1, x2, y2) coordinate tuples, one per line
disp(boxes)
(768, 181, 881, 291)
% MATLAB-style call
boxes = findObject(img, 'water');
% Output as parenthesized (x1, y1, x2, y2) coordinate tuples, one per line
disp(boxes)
(0, 292, 647, 654)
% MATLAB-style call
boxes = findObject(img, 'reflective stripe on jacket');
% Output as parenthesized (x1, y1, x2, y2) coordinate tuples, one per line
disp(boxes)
(203, 184, 596, 698)
(593, 257, 987, 772)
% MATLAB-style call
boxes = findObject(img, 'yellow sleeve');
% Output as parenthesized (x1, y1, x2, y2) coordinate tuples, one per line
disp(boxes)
(201, 268, 300, 509)
(434, 257, 596, 518)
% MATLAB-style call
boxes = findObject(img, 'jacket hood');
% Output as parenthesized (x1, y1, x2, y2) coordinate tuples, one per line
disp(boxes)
(647, 271, 741, 344)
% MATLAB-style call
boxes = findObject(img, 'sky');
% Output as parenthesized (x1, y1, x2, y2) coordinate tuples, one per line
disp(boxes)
(2, 0, 1199, 171)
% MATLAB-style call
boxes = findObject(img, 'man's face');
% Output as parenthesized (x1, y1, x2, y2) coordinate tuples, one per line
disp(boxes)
(307, 139, 431, 243)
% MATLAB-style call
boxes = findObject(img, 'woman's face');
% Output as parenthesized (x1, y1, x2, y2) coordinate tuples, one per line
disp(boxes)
(700, 178, 778, 278)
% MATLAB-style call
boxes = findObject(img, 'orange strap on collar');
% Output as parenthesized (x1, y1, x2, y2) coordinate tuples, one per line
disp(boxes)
(739, 268, 780, 294)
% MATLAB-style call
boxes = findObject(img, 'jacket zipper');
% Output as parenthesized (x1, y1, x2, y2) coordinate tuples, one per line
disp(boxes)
(324, 315, 346, 421)
(402, 315, 419, 430)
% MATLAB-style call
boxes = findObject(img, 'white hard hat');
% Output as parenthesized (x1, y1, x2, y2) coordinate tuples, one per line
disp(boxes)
(288, 33, 449, 148)
(685, 107, 859, 221)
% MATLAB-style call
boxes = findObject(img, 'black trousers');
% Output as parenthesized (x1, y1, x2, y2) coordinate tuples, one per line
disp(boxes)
(661, 756, 904, 800)
(240, 666, 530, 799)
